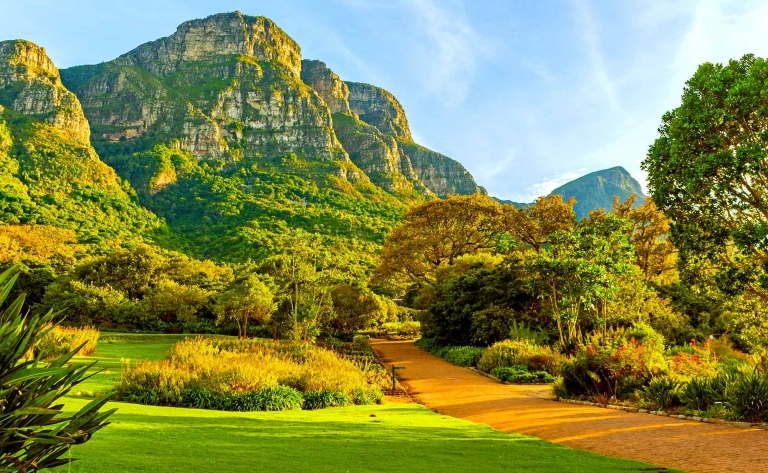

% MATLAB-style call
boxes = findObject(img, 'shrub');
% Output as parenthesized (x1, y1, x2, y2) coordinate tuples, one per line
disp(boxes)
(643, 377, 681, 409)
(727, 370, 768, 422)
(181, 386, 304, 411)
(669, 340, 720, 381)
(116, 337, 382, 410)
(477, 339, 561, 375)
(0, 265, 113, 472)
(552, 376, 568, 399)
(442, 346, 485, 367)
(490, 365, 555, 384)
(31, 324, 100, 358)
(361, 321, 421, 340)
(560, 336, 666, 399)
(679, 376, 728, 412)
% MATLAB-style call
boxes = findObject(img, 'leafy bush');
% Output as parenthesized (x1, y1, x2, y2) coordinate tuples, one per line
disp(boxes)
(477, 339, 561, 375)
(679, 376, 727, 412)
(552, 376, 568, 399)
(0, 265, 113, 472)
(668, 340, 720, 381)
(116, 337, 382, 410)
(442, 346, 485, 367)
(728, 370, 768, 422)
(490, 365, 555, 384)
(415, 338, 484, 367)
(643, 377, 681, 409)
(561, 332, 668, 400)
(31, 325, 99, 358)
(180, 386, 304, 411)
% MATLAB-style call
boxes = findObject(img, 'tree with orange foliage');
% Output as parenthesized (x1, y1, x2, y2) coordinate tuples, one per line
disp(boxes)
(371, 194, 505, 289)
(504, 195, 577, 252)
(613, 196, 677, 281)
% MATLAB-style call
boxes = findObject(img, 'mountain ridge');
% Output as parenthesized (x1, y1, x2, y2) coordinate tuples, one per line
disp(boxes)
(496, 166, 647, 218)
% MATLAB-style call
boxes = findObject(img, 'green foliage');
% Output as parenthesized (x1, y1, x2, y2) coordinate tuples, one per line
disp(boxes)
(328, 283, 389, 334)
(643, 377, 681, 409)
(441, 346, 486, 368)
(0, 265, 113, 471)
(180, 385, 304, 411)
(421, 257, 535, 346)
(214, 275, 276, 339)
(560, 335, 666, 400)
(727, 370, 768, 422)
(105, 143, 405, 268)
(643, 54, 768, 300)
(0, 112, 160, 248)
(679, 376, 727, 412)
(490, 366, 555, 384)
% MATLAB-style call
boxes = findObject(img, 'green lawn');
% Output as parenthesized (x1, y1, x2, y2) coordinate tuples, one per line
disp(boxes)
(52, 334, 679, 473)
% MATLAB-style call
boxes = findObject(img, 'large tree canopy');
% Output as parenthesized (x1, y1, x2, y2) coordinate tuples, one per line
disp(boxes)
(643, 54, 768, 299)
(371, 194, 505, 289)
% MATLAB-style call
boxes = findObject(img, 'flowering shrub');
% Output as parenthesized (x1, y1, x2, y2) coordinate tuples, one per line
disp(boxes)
(560, 336, 667, 399)
(669, 340, 720, 381)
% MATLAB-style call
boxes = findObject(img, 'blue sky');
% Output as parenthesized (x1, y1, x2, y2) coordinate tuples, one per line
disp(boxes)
(3, 0, 768, 201)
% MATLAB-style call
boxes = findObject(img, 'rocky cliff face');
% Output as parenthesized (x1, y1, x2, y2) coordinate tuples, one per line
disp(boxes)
(0, 40, 90, 144)
(0, 40, 159, 241)
(62, 12, 347, 162)
(346, 82, 412, 142)
(300, 60, 353, 115)
(299, 59, 482, 198)
(58, 12, 482, 201)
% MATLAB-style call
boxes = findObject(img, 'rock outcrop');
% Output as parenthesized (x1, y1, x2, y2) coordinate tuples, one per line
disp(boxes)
(346, 82, 412, 142)
(59, 11, 483, 200)
(300, 60, 353, 115)
(0, 40, 90, 144)
(62, 12, 348, 162)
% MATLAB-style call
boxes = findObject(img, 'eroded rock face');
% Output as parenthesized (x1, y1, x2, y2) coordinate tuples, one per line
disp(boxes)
(61, 12, 347, 162)
(120, 12, 303, 78)
(346, 82, 412, 141)
(300, 60, 353, 115)
(0, 40, 90, 144)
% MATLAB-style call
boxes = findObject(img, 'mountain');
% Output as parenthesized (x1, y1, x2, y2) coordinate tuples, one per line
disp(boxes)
(47, 12, 483, 265)
(0, 39, 160, 246)
(498, 167, 646, 218)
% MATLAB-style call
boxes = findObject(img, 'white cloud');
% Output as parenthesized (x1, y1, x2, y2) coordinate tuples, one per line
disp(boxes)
(405, 0, 489, 105)
(501, 169, 589, 203)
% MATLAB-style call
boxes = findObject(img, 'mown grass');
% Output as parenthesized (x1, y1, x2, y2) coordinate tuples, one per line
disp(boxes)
(52, 334, 678, 473)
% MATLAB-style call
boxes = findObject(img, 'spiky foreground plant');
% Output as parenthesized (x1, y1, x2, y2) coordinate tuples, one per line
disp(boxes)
(0, 266, 114, 472)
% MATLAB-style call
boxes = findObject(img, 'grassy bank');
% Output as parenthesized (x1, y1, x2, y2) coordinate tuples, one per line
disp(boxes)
(51, 334, 678, 472)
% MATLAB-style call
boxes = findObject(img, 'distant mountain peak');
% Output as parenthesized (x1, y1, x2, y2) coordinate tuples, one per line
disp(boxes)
(550, 166, 646, 217)
(497, 167, 646, 218)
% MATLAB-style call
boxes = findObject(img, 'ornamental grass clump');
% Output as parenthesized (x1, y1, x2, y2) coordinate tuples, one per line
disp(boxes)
(30, 325, 100, 359)
(116, 337, 382, 411)
(477, 339, 561, 375)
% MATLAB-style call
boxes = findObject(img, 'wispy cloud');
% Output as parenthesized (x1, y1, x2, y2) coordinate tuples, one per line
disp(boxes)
(405, 0, 489, 105)
(571, 0, 626, 117)
(510, 169, 589, 202)
(522, 58, 557, 84)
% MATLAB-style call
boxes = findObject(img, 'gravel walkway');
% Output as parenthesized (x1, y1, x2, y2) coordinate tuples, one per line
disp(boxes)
(372, 339, 768, 473)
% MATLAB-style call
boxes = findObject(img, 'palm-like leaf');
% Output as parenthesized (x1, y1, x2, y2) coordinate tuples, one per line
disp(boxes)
(0, 265, 113, 472)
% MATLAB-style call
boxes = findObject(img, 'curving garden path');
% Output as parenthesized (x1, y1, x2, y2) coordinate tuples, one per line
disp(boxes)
(371, 339, 768, 473)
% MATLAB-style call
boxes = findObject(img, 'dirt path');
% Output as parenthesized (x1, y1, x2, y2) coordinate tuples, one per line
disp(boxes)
(372, 339, 768, 473)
